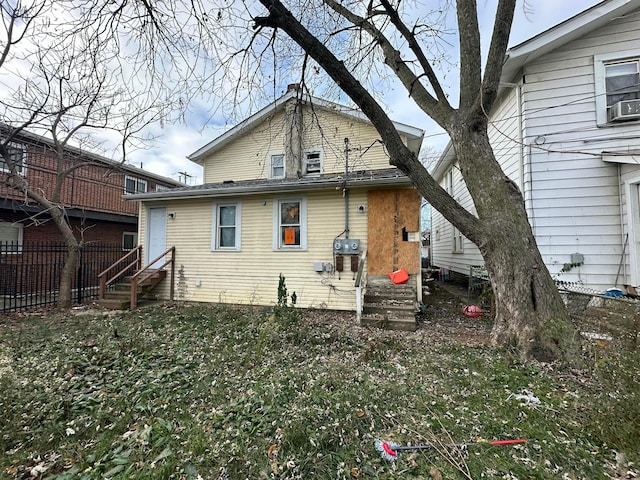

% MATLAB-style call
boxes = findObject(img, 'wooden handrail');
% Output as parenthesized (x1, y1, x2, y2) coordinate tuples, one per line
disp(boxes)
(130, 246, 175, 309)
(98, 246, 142, 299)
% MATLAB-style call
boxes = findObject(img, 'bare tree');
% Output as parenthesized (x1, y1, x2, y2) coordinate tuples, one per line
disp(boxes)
(246, 0, 577, 361)
(1, 0, 578, 360)
(0, 1, 172, 307)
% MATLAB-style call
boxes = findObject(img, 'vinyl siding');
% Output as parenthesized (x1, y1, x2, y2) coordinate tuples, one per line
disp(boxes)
(430, 87, 520, 276)
(201, 104, 394, 183)
(520, 9, 640, 289)
(430, 162, 483, 275)
(430, 8, 640, 290)
(145, 188, 374, 310)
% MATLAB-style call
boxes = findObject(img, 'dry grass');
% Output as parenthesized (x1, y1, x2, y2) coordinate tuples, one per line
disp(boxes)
(0, 284, 637, 479)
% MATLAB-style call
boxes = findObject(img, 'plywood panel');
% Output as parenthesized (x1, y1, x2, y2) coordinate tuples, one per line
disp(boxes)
(367, 189, 420, 275)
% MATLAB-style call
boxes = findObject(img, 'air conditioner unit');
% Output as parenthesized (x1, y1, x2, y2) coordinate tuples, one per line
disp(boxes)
(608, 99, 640, 122)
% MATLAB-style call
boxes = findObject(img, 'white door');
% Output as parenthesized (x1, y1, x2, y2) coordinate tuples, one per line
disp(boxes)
(147, 207, 167, 268)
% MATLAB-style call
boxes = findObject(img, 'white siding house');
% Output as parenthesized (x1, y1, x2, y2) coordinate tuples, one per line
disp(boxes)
(430, 0, 640, 293)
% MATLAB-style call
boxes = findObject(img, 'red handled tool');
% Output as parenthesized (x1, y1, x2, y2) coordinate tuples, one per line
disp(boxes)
(374, 437, 531, 461)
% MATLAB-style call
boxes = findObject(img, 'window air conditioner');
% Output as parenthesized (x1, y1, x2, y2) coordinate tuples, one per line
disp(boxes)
(608, 99, 640, 122)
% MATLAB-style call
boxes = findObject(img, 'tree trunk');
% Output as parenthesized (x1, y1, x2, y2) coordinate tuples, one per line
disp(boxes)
(450, 126, 578, 362)
(58, 242, 79, 309)
(48, 207, 81, 309)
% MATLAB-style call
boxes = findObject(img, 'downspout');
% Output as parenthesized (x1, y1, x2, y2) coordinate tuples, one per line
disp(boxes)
(344, 137, 350, 239)
(617, 163, 627, 281)
(501, 81, 533, 233)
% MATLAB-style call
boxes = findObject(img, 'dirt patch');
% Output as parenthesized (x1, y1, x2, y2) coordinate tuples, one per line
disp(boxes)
(419, 281, 492, 346)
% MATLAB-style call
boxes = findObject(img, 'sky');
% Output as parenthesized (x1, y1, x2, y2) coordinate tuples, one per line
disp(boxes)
(16, 1, 608, 185)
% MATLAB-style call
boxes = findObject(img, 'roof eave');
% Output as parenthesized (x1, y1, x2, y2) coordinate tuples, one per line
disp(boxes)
(125, 176, 413, 202)
(187, 94, 425, 163)
(501, 0, 639, 84)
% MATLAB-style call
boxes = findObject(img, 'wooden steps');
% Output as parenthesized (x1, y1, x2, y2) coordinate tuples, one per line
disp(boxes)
(360, 275, 418, 331)
(95, 269, 166, 310)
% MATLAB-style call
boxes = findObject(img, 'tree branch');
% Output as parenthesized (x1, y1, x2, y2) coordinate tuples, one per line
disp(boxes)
(480, 0, 517, 113)
(254, 0, 482, 240)
(377, 0, 451, 108)
(322, 0, 452, 127)
(456, 0, 481, 112)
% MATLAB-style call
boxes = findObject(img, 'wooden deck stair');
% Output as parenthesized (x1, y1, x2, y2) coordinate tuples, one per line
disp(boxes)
(96, 269, 167, 310)
(360, 275, 418, 331)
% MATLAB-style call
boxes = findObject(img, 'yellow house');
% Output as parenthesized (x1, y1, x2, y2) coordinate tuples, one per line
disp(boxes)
(126, 87, 424, 328)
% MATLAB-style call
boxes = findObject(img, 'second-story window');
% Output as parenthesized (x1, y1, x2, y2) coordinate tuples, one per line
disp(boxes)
(605, 59, 640, 121)
(270, 153, 285, 179)
(125, 176, 148, 194)
(303, 150, 322, 175)
(0, 143, 27, 175)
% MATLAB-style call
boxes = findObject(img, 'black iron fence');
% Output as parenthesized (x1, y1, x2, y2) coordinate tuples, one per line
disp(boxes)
(1, 242, 128, 313)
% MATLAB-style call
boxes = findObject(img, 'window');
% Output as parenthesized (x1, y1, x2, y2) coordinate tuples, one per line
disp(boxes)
(274, 198, 307, 250)
(122, 232, 138, 251)
(605, 61, 639, 106)
(124, 176, 147, 194)
(270, 153, 285, 178)
(595, 52, 640, 124)
(155, 184, 171, 192)
(303, 150, 322, 175)
(212, 202, 241, 250)
(452, 227, 464, 253)
(444, 167, 454, 195)
(0, 222, 23, 253)
(0, 143, 27, 175)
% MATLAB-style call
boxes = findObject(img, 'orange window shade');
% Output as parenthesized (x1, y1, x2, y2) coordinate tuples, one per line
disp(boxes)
(284, 227, 296, 245)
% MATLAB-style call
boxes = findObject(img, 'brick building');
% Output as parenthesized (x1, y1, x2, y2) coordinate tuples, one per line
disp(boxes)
(0, 126, 184, 250)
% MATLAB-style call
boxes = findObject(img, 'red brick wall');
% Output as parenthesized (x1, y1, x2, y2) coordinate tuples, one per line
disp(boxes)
(1, 139, 176, 217)
(1, 211, 136, 246)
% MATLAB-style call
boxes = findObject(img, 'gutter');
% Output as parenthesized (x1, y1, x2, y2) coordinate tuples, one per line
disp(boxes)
(124, 174, 413, 202)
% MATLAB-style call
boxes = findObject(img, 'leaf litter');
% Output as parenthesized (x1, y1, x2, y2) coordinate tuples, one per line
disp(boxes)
(0, 288, 637, 479)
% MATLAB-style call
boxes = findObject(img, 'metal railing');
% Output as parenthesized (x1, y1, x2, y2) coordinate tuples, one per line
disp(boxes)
(1, 242, 127, 313)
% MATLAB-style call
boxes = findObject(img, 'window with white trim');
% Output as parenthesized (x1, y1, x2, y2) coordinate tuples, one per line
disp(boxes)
(0, 143, 27, 175)
(212, 202, 241, 250)
(444, 167, 454, 195)
(303, 149, 322, 175)
(0, 222, 23, 252)
(124, 176, 147, 194)
(122, 232, 138, 251)
(452, 226, 464, 253)
(274, 198, 307, 250)
(595, 52, 640, 124)
(269, 153, 285, 179)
